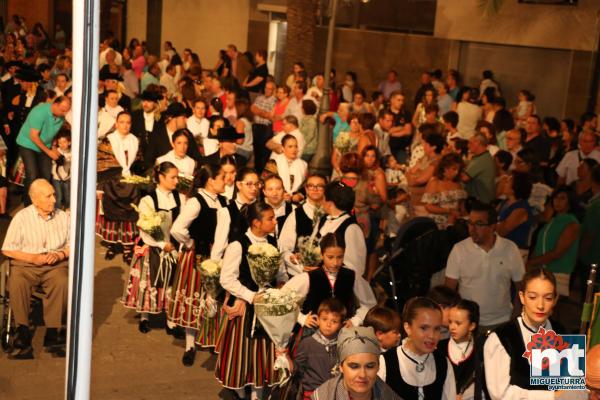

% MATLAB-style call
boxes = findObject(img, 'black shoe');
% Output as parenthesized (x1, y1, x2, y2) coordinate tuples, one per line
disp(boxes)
(13, 326, 31, 350)
(49, 345, 66, 358)
(105, 248, 117, 260)
(138, 320, 151, 334)
(182, 348, 196, 367)
(9, 346, 33, 360)
(43, 328, 59, 347)
(165, 325, 185, 340)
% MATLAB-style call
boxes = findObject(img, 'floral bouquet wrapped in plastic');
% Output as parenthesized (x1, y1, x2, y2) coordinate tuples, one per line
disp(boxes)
(120, 174, 152, 185)
(176, 173, 194, 195)
(132, 204, 168, 241)
(254, 288, 302, 385)
(297, 236, 322, 269)
(247, 243, 281, 289)
(198, 259, 222, 318)
(334, 131, 353, 154)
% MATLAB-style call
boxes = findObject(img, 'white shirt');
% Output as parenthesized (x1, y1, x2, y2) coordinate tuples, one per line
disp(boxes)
(170, 189, 224, 249)
(445, 236, 524, 326)
(107, 132, 139, 177)
(282, 267, 376, 327)
(220, 229, 288, 304)
(156, 150, 195, 177)
(378, 340, 457, 400)
(211, 199, 252, 260)
(446, 338, 476, 400)
(99, 47, 122, 68)
(270, 129, 305, 159)
(284, 96, 304, 121)
(279, 201, 321, 276)
(224, 184, 235, 201)
(268, 201, 295, 239)
(271, 153, 307, 194)
(138, 188, 186, 250)
(319, 213, 367, 276)
(484, 317, 555, 400)
(456, 102, 483, 139)
(143, 111, 155, 133)
(97, 105, 124, 138)
(2, 206, 70, 254)
(556, 149, 600, 185)
(186, 116, 209, 139)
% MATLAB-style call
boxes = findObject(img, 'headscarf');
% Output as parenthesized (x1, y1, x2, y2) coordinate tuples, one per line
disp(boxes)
(337, 326, 380, 364)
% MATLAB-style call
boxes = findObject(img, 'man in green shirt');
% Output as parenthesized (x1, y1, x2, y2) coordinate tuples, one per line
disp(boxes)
(581, 165, 600, 267)
(463, 133, 496, 204)
(16, 96, 71, 205)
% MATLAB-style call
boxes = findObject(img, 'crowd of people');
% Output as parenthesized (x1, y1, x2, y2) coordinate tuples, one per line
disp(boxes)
(2, 16, 600, 399)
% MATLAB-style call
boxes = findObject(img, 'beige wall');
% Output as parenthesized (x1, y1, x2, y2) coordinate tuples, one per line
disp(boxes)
(160, 0, 249, 67)
(435, 0, 600, 51)
(126, 0, 147, 43)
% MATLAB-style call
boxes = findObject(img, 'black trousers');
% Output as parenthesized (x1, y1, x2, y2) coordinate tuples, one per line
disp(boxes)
(19, 145, 52, 206)
(252, 123, 273, 174)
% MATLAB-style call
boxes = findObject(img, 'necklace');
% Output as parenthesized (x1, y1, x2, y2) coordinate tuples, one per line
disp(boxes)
(521, 314, 545, 334)
(456, 337, 472, 359)
(401, 347, 429, 373)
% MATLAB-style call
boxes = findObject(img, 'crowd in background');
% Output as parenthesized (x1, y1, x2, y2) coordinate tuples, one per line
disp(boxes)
(1, 14, 600, 400)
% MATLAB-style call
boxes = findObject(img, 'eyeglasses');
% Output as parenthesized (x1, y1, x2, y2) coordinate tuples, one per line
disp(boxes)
(306, 184, 325, 190)
(467, 220, 492, 227)
(241, 181, 263, 189)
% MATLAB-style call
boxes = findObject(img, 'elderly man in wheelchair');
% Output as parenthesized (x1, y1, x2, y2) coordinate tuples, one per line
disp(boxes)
(2, 179, 69, 359)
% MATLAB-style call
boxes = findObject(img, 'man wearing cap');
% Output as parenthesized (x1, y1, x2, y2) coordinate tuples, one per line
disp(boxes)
(16, 96, 71, 206)
(200, 125, 243, 167)
(99, 70, 131, 111)
(144, 102, 201, 169)
(131, 89, 161, 158)
(312, 326, 402, 400)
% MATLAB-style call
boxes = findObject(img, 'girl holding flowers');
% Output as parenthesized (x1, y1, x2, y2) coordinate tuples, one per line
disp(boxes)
(216, 202, 288, 399)
(122, 161, 186, 335)
(169, 163, 228, 366)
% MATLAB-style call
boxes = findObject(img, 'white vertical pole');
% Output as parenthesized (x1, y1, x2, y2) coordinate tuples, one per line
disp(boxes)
(65, 0, 99, 398)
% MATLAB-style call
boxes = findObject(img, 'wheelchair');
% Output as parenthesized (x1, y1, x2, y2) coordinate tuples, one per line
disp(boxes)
(0, 258, 47, 354)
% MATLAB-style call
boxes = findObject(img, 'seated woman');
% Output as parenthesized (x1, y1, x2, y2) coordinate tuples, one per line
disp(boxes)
(571, 158, 598, 210)
(496, 171, 535, 258)
(270, 134, 307, 202)
(312, 326, 402, 400)
(494, 150, 513, 200)
(320, 102, 350, 143)
(356, 113, 378, 156)
(96, 111, 142, 263)
(406, 131, 446, 217)
(422, 152, 466, 229)
(528, 186, 581, 298)
(331, 112, 360, 178)
(484, 268, 566, 398)
(513, 148, 552, 214)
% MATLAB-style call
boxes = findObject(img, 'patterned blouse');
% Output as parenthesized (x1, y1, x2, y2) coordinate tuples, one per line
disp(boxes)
(421, 188, 467, 229)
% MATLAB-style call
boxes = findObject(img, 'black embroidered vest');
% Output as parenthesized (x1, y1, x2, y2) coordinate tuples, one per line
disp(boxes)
(383, 346, 448, 399)
(188, 192, 227, 257)
(301, 267, 356, 318)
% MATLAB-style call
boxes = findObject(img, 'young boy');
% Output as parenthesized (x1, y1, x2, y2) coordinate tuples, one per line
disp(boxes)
(363, 306, 402, 352)
(294, 298, 346, 399)
(52, 129, 72, 209)
(427, 285, 461, 340)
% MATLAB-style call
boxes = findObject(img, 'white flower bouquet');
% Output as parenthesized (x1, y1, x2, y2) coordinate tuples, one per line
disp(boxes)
(198, 259, 222, 318)
(297, 236, 322, 268)
(254, 288, 302, 385)
(120, 174, 152, 185)
(334, 131, 353, 154)
(247, 243, 282, 289)
(132, 204, 168, 241)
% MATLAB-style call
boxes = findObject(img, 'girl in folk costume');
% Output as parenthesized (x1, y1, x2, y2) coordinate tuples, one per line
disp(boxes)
(437, 299, 487, 400)
(271, 134, 308, 202)
(262, 174, 295, 240)
(97, 89, 124, 139)
(169, 163, 228, 366)
(221, 155, 237, 201)
(378, 297, 457, 400)
(96, 111, 142, 264)
(121, 162, 186, 334)
(279, 173, 328, 277)
(210, 167, 261, 260)
(215, 202, 288, 399)
(484, 268, 567, 399)
(283, 233, 376, 343)
(156, 129, 196, 196)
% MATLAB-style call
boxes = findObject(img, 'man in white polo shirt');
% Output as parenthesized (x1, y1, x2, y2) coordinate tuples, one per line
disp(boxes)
(445, 201, 524, 333)
(556, 131, 600, 186)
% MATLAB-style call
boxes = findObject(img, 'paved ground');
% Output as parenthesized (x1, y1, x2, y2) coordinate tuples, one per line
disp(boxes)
(0, 236, 233, 400)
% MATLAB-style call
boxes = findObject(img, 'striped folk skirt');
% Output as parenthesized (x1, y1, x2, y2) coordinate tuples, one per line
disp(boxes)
(196, 304, 227, 349)
(95, 198, 138, 245)
(215, 306, 277, 390)
(167, 248, 204, 329)
(121, 243, 177, 313)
